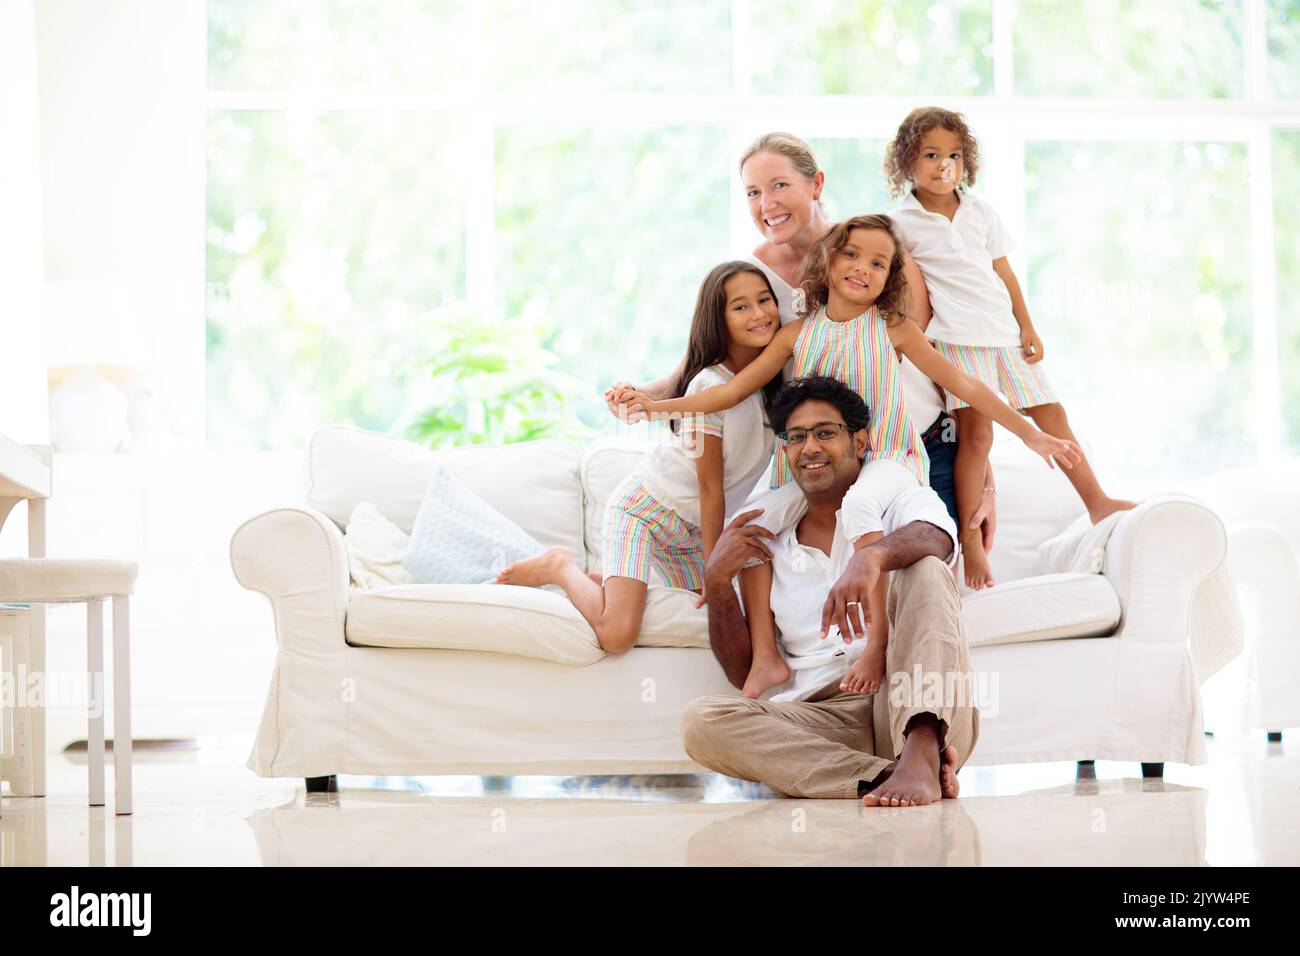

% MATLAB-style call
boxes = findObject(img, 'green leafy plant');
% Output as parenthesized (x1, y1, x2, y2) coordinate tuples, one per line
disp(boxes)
(403, 305, 595, 449)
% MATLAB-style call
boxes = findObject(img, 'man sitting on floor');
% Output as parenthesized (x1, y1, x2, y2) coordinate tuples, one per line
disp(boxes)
(682, 375, 980, 807)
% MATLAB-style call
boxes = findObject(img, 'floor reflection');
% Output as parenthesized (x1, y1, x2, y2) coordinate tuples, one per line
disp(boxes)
(1, 735, 1294, 866)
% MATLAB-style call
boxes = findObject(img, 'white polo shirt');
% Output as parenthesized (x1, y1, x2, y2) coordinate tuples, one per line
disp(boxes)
(888, 189, 1021, 348)
(764, 462, 958, 703)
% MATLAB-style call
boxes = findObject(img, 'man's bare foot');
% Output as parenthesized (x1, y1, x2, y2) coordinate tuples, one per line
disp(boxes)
(741, 656, 790, 699)
(495, 546, 570, 587)
(959, 530, 996, 590)
(863, 719, 944, 808)
(863, 741, 958, 803)
(940, 745, 960, 799)
(1089, 497, 1138, 524)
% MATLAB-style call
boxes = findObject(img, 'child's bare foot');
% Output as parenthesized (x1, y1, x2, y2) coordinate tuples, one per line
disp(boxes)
(840, 644, 885, 694)
(863, 719, 944, 808)
(1089, 497, 1138, 524)
(959, 529, 996, 590)
(742, 656, 790, 699)
(940, 744, 960, 799)
(495, 546, 570, 587)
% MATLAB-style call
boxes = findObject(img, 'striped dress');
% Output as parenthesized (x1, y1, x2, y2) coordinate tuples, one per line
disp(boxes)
(771, 304, 930, 487)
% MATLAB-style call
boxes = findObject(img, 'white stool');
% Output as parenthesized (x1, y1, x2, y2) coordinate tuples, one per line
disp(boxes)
(0, 559, 136, 816)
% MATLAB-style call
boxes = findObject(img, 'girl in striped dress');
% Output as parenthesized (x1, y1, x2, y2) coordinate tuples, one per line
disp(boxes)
(496, 261, 781, 655)
(618, 215, 1081, 696)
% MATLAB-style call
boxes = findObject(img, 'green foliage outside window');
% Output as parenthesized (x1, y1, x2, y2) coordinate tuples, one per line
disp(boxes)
(403, 305, 595, 449)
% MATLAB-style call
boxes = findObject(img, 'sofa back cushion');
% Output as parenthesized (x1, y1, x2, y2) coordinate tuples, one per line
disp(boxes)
(984, 431, 1088, 583)
(307, 425, 586, 566)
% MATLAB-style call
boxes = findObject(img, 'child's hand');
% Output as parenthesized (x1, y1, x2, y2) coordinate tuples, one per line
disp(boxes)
(840, 642, 886, 695)
(604, 381, 647, 424)
(1021, 326, 1045, 364)
(609, 386, 658, 422)
(1027, 431, 1082, 471)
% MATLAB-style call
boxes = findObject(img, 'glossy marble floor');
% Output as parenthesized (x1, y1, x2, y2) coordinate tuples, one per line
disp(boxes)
(1, 734, 1294, 866)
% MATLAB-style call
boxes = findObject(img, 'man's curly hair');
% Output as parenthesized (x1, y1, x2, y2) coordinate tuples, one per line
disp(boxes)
(768, 376, 871, 440)
(883, 106, 981, 199)
(797, 214, 908, 326)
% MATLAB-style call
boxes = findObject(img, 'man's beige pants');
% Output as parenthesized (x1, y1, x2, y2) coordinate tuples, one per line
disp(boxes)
(681, 555, 980, 798)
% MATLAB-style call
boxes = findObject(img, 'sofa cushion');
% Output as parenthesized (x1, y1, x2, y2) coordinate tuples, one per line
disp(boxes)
(962, 572, 1120, 648)
(306, 425, 585, 567)
(1038, 510, 1125, 575)
(344, 502, 414, 589)
(345, 582, 710, 664)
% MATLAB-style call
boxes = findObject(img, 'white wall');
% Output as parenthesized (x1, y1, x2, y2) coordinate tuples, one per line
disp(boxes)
(0, 0, 50, 445)
(34, 0, 206, 447)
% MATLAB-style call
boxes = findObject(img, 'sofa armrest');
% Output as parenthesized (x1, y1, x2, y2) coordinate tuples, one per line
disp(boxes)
(230, 506, 352, 777)
(230, 506, 350, 641)
(1103, 496, 1229, 648)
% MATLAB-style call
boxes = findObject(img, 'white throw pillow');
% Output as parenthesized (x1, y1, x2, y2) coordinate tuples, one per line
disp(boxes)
(402, 463, 544, 585)
(1037, 509, 1126, 575)
(344, 502, 415, 589)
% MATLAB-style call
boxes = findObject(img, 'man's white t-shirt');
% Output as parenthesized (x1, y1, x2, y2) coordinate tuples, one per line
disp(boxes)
(765, 460, 958, 703)
(887, 189, 1021, 347)
(640, 364, 773, 528)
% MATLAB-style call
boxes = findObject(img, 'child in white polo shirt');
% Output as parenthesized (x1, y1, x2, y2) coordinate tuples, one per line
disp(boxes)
(885, 106, 1136, 591)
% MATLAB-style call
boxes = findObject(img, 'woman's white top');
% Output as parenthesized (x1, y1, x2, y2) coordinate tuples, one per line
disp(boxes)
(640, 364, 774, 529)
(899, 356, 945, 430)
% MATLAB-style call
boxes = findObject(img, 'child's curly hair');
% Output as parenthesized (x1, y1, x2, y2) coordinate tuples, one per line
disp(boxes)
(797, 214, 908, 326)
(883, 106, 981, 199)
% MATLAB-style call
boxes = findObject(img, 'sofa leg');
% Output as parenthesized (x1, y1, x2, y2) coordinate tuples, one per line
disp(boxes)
(1076, 760, 1095, 778)
(1140, 762, 1164, 779)
(1267, 731, 1282, 743)
(305, 775, 337, 793)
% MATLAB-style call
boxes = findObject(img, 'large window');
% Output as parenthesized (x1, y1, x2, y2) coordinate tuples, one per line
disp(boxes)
(206, 0, 1300, 490)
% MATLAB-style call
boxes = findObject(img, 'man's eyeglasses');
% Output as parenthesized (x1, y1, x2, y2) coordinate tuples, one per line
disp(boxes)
(776, 422, 854, 447)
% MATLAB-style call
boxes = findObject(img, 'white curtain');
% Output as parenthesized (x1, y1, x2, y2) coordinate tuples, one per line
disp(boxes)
(0, 0, 49, 444)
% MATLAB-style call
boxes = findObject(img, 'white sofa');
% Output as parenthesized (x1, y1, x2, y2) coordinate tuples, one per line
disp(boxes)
(230, 425, 1236, 785)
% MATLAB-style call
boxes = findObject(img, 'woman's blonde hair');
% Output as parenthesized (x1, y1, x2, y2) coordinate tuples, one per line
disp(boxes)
(738, 131, 820, 181)
(797, 214, 908, 326)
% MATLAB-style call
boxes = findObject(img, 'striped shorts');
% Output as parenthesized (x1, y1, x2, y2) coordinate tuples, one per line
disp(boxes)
(933, 342, 1058, 412)
(601, 475, 705, 590)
